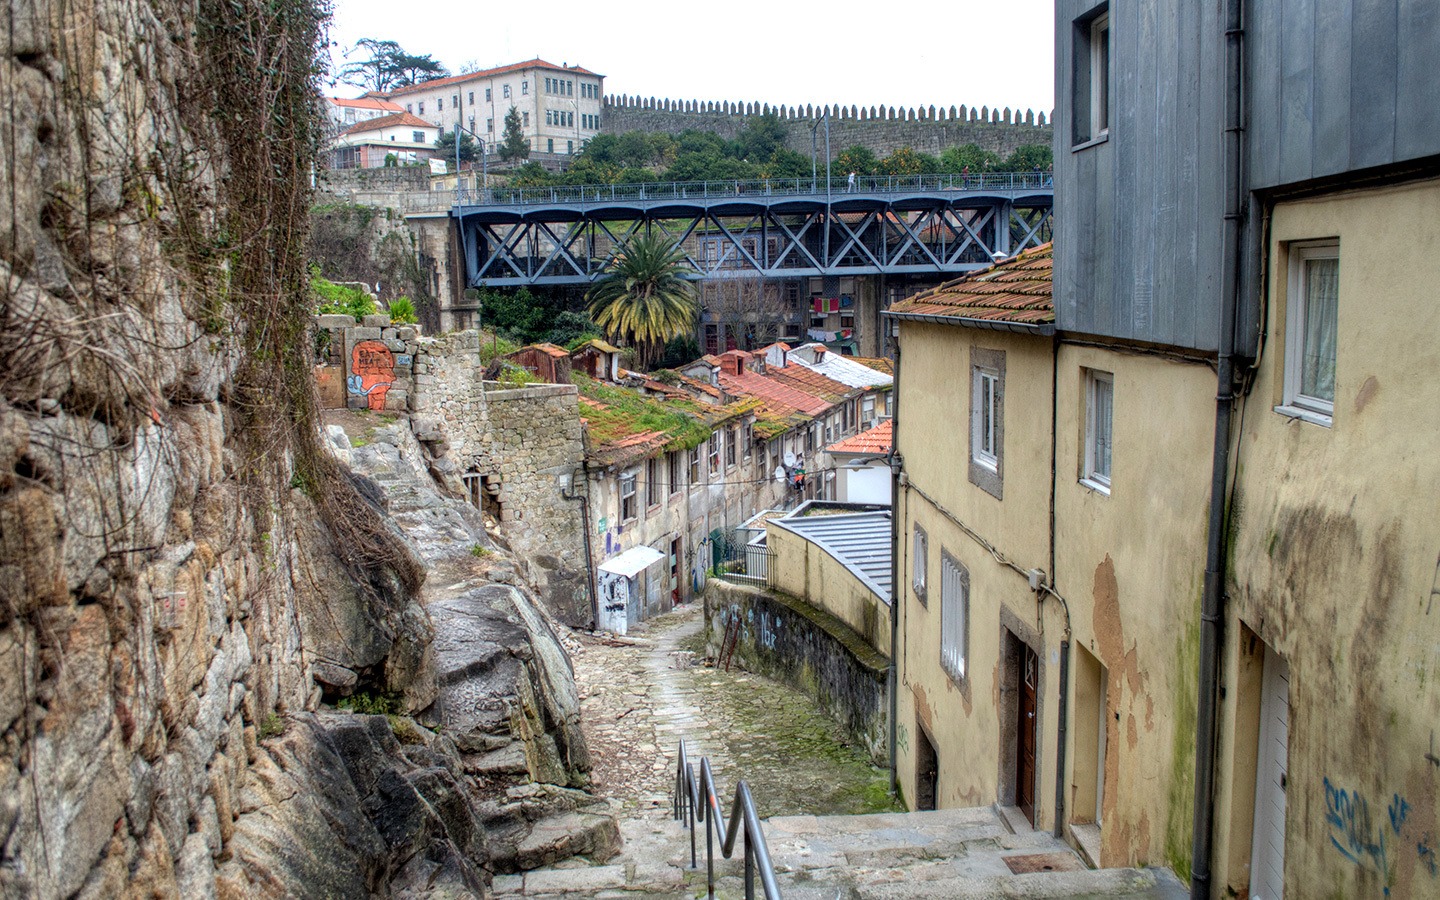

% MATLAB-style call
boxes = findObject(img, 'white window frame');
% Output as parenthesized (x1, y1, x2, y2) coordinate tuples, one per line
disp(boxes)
(669, 451, 683, 498)
(940, 551, 969, 683)
(725, 426, 737, 469)
(620, 471, 637, 522)
(688, 447, 702, 488)
(708, 433, 721, 476)
(646, 456, 662, 509)
(1090, 14, 1110, 139)
(1083, 369, 1114, 494)
(972, 366, 1000, 472)
(912, 524, 928, 601)
(1278, 240, 1339, 427)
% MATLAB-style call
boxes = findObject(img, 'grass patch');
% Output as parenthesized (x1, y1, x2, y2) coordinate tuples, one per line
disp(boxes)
(470, 544, 493, 558)
(338, 691, 404, 716)
(259, 712, 285, 739)
(574, 373, 745, 451)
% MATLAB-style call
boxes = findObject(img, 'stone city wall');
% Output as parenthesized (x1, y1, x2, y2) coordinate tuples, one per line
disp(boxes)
(602, 95, 1053, 159)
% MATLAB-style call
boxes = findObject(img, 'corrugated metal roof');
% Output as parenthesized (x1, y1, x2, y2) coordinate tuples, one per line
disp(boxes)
(789, 345, 894, 389)
(888, 242, 1054, 326)
(771, 511, 892, 604)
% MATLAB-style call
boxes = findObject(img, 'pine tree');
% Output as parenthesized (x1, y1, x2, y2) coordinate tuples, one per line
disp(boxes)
(499, 106, 530, 163)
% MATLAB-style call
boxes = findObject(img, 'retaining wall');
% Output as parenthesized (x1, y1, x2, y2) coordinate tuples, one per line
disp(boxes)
(704, 580, 889, 764)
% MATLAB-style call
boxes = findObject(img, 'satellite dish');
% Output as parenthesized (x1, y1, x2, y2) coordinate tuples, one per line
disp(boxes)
(783, 450, 797, 468)
(773, 465, 786, 483)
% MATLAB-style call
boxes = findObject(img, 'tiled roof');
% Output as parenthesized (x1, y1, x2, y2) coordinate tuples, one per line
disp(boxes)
(827, 419, 892, 456)
(767, 365, 854, 405)
(888, 242, 1054, 327)
(379, 58, 602, 99)
(329, 97, 404, 112)
(527, 342, 569, 358)
(339, 112, 437, 137)
(718, 369, 830, 417)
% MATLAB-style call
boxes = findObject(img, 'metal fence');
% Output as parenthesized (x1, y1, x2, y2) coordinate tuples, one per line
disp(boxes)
(707, 528, 775, 586)
(454, 171, 1053, 208)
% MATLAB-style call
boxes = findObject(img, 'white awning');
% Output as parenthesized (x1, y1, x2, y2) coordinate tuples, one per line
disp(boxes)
(597, 545, 665, 579)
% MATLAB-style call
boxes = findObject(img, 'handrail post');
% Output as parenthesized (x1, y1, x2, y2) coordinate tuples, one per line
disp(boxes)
(706, 796, 715, 900)
(745, 830, 755, 900)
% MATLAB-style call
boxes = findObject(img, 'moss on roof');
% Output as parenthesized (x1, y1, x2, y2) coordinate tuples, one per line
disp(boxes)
(574, 373, 751, 453)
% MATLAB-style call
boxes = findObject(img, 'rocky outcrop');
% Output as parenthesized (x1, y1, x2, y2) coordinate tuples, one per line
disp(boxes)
(0, 0, 610, 895)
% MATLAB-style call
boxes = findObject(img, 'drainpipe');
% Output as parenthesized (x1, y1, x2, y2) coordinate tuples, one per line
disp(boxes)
(563, 461, 599, 629)
(887, 339, 903, 795)
(1047, 333, 1071, 839)
(1192, 0, 1247, 894)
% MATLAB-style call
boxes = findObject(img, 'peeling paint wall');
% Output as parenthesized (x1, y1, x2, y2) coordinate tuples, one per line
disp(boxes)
(1214, 178, 1440, 899)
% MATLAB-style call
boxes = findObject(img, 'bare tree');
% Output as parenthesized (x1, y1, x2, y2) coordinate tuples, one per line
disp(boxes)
(702, 278, 799, 351)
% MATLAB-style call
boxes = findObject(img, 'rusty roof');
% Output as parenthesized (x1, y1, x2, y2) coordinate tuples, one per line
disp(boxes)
(768, 364, 855, 404)
(379, 59, 602, 99)
(826, 419, 893, 456)
(847, 356, 894, 376)
(718, 369, 831, 417)
(338, 112, 437, 136)
(888, 242, 1054, 329)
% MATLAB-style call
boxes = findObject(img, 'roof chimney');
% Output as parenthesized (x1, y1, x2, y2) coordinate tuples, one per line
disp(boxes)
(813, 346, 826, 363)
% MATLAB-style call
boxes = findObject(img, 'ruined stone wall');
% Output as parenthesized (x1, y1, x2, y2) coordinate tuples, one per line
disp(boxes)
(602, 96, 1053, 159)
(414, 332, 590, 626)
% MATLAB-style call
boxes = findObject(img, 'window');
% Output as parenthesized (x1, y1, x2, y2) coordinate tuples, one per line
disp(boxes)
(417, 102, 424, 114)
(468, 91, 474, 105)
(940, 552, 969, 682)
(405, 103, 413, 113)
(411, 131, 425, 143)
(646, 456, 662, 508)
(567, 140, 573, 155)
(522, 112, 529, 127)
(521, 80, 528, 94)
(742, 422, 752, 461)
(912, 524, 928, 600)
(669, 451, 683, 497)
(726, 426, 737, 468)
(1280, 241, 1339, 425)
(547, 138, 554, 153)
(545, 110, 552, 126)
(485, 88, 492, 102)
(1073, 9, 1110, 145)
(437, 98, 443, 111)
(486, 118, 494, 133)
(620, 471, 637, 522)
(502, 84, 511, 98)
(840, 313, 855, 329)
(709, 433, 721, 475)
(969, 348, 1005, 499)
(688, 447, 702, 486)
(1083, 369, 1114, 493)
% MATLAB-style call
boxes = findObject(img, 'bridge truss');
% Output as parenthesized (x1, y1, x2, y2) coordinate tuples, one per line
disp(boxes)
(454, 186, 1054, 288)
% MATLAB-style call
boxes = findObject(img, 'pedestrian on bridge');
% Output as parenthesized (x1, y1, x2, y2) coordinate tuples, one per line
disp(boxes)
(847, 171, 856, 192)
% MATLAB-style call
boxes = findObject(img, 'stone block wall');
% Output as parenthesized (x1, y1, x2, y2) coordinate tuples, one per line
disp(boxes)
(314, 314, 422, 412)
(705, 580, 889, 763)
(413, 331, 590, 626)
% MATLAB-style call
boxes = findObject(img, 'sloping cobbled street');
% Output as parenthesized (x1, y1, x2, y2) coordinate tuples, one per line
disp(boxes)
(493, 600, 896, 897)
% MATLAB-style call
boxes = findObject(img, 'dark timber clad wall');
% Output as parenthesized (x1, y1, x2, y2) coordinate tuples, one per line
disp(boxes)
(1055, 0, 1440, 356)
(1053, 0, 1226, 352)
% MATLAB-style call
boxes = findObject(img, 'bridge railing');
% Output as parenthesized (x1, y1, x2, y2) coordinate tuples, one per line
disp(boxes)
(453, 171, 1053, 208)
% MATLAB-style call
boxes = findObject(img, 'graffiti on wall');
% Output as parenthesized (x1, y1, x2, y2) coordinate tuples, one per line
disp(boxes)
(348, 340, 395, 410)
(1323, 777, 1437, 893)
(596, 570, 630, 635)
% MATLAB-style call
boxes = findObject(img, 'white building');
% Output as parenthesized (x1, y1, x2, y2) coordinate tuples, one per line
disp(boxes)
(375, 58, 604, 157)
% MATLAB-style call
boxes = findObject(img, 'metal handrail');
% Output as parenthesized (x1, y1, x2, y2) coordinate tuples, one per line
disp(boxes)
(454, 170, 1054, 208)
(674, 739, 782, 900)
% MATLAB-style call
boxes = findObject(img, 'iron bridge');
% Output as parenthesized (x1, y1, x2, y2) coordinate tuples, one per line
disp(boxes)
(453, 174, 1054, 288)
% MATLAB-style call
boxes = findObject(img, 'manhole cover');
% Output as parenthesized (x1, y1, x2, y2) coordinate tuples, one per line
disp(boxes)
(1002, 851, 1085, 874)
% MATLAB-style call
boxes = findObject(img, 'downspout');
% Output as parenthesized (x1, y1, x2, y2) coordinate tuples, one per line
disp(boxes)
(563, 460, 599, 629)
(887, 338, 903, 795)
(1048, 333, 1071, 839)
(1191, 0, 1246, 894)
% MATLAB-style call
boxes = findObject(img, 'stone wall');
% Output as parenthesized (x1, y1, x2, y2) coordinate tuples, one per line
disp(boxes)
(413, 331, 590, 627)
(704, 580, 889, 763)
(603, 95, 1053, 159)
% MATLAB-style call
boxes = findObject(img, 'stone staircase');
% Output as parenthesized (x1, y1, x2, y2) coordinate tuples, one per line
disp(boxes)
(494, 804, 1187, 898)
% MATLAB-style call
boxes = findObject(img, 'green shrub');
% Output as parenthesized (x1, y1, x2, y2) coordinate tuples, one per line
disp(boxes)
(388, 296, 418, 324)
(338, 691, 404, 715)
(313, 274, 376, 321)
(259, 713, 285, 739)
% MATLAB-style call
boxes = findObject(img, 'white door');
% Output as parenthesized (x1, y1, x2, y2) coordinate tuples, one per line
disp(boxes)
(1249, 646, 1290, 899)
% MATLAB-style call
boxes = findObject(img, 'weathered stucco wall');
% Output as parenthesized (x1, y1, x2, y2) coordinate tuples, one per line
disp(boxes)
(766, 522, 889, 655)
(1212, 178, 1440, 899)
(704, 580, 889, 763)
(414, 332, 589, 625)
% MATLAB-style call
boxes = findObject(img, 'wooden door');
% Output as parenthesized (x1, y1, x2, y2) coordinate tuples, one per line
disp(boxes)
(1017, 644, 1039, 823)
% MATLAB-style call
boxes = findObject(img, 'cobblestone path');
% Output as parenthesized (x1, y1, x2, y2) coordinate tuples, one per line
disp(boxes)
(572, 601, 896, 821)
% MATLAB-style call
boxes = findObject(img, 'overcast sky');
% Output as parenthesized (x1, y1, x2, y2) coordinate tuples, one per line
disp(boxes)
(325, 0, 1056, 117)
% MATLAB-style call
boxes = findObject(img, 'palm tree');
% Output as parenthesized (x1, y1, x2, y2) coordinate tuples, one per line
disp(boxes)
(587, 232, 699, 370)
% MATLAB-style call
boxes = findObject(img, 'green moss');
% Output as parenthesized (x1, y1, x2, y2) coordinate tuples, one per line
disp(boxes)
(574, 373, 741, 452)
(338, 691, 404, 715)
(1164, 604, 1201, 884)
(258, 712, 285, 739)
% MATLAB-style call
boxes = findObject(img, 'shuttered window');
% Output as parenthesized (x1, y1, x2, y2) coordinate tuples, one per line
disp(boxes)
(940, 551, 969, 682)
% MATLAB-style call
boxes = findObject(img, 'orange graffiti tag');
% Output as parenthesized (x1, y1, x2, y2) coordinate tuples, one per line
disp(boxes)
(349, 340, 395, 411)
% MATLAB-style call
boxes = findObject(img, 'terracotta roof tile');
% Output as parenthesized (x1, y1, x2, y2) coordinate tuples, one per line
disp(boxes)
(847, 356, 894, 376)
(338, 112, 437, 136)
(827, 420, 893, 456)
(717, 370, 830, 417)
(329, 97, 404, 112)
(767, 365, 855, 404)
(889, 242, 1054, 325)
